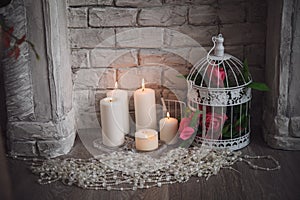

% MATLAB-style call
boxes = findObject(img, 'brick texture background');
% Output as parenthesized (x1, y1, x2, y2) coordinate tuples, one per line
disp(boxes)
(67, 0, 267, 129)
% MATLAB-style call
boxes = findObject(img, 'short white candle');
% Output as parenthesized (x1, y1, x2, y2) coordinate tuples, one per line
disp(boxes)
(159, 112, 178, 144)
(100, 97, 124, 147)
(135, 129, 158, 151)
(134, 79, 157, 131)
(107, 82, 130, 134)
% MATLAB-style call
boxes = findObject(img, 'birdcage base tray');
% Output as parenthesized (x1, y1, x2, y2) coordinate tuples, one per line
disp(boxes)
(193, 132, 250, 151)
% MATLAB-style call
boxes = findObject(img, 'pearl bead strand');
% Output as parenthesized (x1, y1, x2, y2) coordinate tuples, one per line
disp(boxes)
(8, 143, 280, 191)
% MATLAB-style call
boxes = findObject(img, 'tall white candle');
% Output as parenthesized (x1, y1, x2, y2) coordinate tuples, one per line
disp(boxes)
(159, 112, 178, 144)
(100, 97, 124, 147)
(134, 79, 157, 131)
(107, 82, 130, 134)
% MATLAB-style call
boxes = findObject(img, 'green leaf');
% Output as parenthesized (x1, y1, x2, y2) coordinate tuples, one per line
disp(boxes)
(179, 109, 200, 148)
(180, 134, 194, 148)
(35, 53, 40, 60)
(190, 110, 200, 128)
(248, 82, 270, 91)
(176, 74, 187, 79)
(233, 113, 246, 128)
(222, 124, 230, 135)
(242, 59, 250, 82)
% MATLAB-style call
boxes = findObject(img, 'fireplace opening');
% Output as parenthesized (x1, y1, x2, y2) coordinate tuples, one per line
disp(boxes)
(1, 0, 300, 158)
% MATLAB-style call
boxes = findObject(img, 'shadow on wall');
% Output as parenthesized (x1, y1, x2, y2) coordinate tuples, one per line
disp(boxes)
(0, 127, 12, 200)
(0, 12, 12, 200)
(0, 0, 11, 7)
(0, 18, 7, 147)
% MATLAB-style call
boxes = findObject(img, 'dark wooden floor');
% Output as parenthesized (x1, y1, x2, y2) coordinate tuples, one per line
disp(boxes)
(7, 128, 300, 200)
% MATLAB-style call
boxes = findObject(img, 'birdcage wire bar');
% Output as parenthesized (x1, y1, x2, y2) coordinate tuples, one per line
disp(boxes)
(161, 98, 186, 120)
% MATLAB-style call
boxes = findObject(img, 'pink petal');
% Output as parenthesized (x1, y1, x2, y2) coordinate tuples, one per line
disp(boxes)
(178, 117, 191, 133)
(179, 127, 195, 140)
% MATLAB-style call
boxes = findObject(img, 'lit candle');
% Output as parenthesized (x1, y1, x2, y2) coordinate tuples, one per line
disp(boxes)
(134, 79, 157, 131)
(107, 82, 130, 134)
(135, 129, 158, 151)
(159, 112, 178, 144)
(100, 97, 125, 147)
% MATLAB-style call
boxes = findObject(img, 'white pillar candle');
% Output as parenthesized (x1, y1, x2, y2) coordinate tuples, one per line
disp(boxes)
(159, 112, 178, 144)
(135, 129, 158, 151)
(107, 82, 130, 134)
(100, 97, 125, 147)
(134, 79, 157, 131)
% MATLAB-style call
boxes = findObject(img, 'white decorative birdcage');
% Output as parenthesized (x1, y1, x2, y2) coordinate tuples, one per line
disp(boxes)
(187, 34, 252, 150)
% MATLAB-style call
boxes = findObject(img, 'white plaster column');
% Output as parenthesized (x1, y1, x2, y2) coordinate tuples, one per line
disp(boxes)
(263, 0, 300, 150)
(0, 0, 76, 157)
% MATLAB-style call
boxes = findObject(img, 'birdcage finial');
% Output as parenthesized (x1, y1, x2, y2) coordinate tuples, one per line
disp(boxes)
(213, 34, 224, 57)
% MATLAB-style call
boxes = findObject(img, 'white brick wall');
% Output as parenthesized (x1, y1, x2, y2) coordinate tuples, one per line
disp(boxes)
(71, 49, 90, 69)
(139, 6, 187, 26)
(90, 49, 138, 68)
(68, 0, 113, 6)
(69, 28, 115, 48)
(89, 7, 138, 27)
(67, 0, 267, 129)
(163, 25, 218, 47)
(218, 4, 245, 24)
(189, 5, 217, 25)
(220, 23, 265, 45)
(68, 7, 88, 28)
(165, 0, 216, 5)
(116, 27, 164, 48)
(115, 0, 162, 7)
(73, 68, 116, 89)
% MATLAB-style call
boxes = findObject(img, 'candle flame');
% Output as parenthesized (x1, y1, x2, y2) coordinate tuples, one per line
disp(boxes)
(109, 97, 113, 102)
(115, 82, 118, 89)
(142, 78, 145, 91)
(167, 112, 170, 119)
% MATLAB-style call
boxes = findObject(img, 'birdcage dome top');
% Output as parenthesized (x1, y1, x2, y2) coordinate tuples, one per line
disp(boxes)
(187, 34, 252, 107)
(187, 34, 252, 90)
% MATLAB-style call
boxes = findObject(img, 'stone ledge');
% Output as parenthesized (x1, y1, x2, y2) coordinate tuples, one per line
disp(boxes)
(37, 133, 76, 157)
(9, 140, 37, 157)
(263, 114, 300, 150)
(8, 109, 76, 140)
(8, 133, 76, 158)
(291, 116, 300, 138)
(7, 109, 76, 157)
(263, 133, 300, 150)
